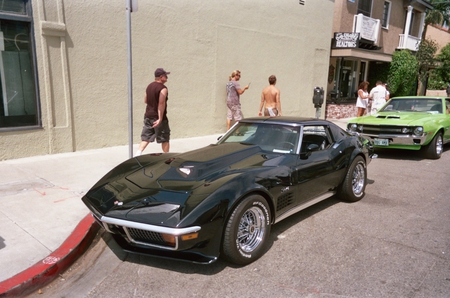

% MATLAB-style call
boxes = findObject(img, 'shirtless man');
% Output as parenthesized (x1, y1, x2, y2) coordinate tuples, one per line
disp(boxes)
(258, 75, 282, 117)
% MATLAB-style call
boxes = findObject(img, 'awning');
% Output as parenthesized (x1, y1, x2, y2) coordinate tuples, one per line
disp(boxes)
(330, 48, 392, 62)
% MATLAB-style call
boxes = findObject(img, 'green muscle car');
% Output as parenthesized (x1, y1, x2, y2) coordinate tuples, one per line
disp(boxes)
(347, 96, 450, 159)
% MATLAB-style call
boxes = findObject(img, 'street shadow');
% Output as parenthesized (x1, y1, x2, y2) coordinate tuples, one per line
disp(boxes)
(268, 196, 341, 244)
(102, 229, 229, 275)
(0, 236, 5, 250)
(373, 143, 450, 161)
(103, 195, 344, 274)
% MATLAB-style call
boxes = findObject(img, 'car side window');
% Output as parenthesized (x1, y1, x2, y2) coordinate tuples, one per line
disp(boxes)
(301, 125, 331, 153)
(329, 124, 347, 143)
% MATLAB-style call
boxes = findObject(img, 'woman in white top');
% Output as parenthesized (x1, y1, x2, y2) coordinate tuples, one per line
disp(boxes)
(356, 81, 370, 117)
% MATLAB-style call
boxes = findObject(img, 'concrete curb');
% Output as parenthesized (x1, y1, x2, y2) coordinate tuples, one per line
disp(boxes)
(0, 215, 100, 297)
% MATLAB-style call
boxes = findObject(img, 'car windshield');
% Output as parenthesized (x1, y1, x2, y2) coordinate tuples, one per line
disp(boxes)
(218, 122, 300, 153)
(380, 98, 443, 114)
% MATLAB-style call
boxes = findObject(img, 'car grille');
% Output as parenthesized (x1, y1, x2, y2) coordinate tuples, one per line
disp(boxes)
(360, 125, 406, 135)
(99, 220, 177, 249)
(127, 227, 167, 246)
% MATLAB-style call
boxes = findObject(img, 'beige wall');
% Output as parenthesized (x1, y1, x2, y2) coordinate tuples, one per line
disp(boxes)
(0, 0, 335, 160)
(380, 0, 407, 54)
(426, 25, 450, 54)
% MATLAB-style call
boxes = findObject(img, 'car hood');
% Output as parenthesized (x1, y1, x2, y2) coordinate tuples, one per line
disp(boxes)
(82, 143, 284, 225)
(351, 112, 437, 125)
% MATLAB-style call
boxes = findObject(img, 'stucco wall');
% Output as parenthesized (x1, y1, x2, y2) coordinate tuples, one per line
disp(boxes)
(1, 0, 335, 160)
(426, 25, 450, 53)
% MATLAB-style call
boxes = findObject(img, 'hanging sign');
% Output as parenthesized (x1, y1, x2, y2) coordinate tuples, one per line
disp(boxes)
(332, 32, 360, 49)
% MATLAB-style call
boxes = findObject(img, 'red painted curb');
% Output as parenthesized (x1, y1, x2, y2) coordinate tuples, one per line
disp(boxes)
(0, 214, 100, 298)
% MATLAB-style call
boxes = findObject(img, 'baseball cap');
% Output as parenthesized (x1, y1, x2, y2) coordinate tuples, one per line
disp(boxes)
(155, 68, 170, 77)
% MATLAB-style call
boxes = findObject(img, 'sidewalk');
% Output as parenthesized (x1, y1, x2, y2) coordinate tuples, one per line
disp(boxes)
(0, 119, 349, 297)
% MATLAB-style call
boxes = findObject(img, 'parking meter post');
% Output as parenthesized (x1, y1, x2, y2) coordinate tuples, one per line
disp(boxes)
(315, 107, 321, 119)
(312, 87, 324, 119)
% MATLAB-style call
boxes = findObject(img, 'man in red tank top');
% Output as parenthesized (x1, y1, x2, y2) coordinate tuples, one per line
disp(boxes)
(135, 68, 171, 156)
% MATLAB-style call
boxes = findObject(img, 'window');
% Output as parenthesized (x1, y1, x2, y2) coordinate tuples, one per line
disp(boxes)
(357, 0, 372, 17)
(0, 0, 39, 129)
(301, 126, 331, 152)
(382, 1, 391, 29)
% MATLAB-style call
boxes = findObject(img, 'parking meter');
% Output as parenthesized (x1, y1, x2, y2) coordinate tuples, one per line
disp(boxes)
(313, 87, 324, 108)
(313, 87, 324, 119)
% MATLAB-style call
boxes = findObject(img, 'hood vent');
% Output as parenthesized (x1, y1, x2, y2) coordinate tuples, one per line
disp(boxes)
(376, 115, 400, 119)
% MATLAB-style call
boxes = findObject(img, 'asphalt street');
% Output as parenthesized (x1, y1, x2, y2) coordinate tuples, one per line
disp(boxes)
(27, 137, 450, 297)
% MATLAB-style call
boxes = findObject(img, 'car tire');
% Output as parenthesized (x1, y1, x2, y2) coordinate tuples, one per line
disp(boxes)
(338, 156, 367, 202)
(424, 132, 443, 159)
(222, 195, 271, 265)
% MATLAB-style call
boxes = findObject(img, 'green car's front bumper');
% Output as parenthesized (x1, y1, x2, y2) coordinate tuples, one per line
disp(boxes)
(357, 132, 429, 150)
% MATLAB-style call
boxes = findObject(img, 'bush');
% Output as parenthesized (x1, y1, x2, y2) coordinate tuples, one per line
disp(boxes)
(428, 69, 447, 90)
(427, 43, 450, 90)
(387, 50, 418, 96)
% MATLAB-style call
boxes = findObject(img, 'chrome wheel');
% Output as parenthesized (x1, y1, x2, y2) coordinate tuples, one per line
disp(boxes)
(223, 195, 271, 265)
(352, 162, 366, 196)
(237, 206, 267, 253)
(424, 132, 443, 159)
(435, 135, 443, 156)
(338, 156, 366, 202)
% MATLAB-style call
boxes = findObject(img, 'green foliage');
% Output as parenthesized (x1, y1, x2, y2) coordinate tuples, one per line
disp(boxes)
(435, 43, 450, 83)
(387, 50, 418, 96)
(428, 69, 447, 89)
(416, 39, 438, 95)
(416, 39, 438, 78)
(430, 0, 450, 25)
(421, 0, 449, 40)
(427, 42, 450, 90)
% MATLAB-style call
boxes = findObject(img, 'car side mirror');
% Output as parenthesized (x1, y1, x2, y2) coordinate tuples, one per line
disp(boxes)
(300, 143, 320, 159)
(307, 143, 320, 152)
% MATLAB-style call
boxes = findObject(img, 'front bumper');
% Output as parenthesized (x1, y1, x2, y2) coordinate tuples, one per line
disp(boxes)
(95, 214, 201, 250)
(360, 133, 428, 149)
(90, 213, 220, 264)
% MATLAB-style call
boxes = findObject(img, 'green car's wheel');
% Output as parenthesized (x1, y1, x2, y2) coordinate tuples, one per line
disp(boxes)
(338, 156, 367, 202)
(222, 195, 271, 265)
(424, 132, 443, 159)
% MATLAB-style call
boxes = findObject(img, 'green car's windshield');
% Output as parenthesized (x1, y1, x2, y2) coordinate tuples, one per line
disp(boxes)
(218, 122, 300, 153)
(381, 98, 443, 114)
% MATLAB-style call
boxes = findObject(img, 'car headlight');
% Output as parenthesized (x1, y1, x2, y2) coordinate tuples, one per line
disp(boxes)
(348, 123, 360, 132)
(401, 127, 410, 134)
(413, 126, 424, 136)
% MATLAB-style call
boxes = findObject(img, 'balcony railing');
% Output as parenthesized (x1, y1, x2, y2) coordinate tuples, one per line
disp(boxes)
(397, 34, 421, 51)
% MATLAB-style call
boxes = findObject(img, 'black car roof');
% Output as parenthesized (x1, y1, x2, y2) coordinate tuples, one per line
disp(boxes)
(239, 116, 336, 127)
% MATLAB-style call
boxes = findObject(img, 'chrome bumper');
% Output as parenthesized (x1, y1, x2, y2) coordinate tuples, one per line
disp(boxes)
(360, 133, 428, 146)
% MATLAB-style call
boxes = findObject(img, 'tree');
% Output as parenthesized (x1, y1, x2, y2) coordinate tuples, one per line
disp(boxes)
(435, 42, 450, 83)
(421, 0, 449, 40)
(387, 50, 418, 96)
(416, 38, 438, 95)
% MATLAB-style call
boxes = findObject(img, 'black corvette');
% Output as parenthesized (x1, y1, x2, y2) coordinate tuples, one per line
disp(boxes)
(82, 117, 376, 265)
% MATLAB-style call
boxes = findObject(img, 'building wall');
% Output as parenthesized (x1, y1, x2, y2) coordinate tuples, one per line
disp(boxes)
(0, 0, 335, 160)
(332, 0, 355, 33)
(426, 25, 450, 53)
(380, 0, 407, 54)
(331, 0, 428, 55)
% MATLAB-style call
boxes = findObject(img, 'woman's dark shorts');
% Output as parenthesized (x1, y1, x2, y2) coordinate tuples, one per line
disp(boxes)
(140, 118, 170, 143)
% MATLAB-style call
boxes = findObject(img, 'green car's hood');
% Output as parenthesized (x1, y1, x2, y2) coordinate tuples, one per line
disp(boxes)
(350, 111, 438, 126)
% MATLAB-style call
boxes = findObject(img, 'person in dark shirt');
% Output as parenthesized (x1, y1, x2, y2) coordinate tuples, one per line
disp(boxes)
(135, 68, 171, 156)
